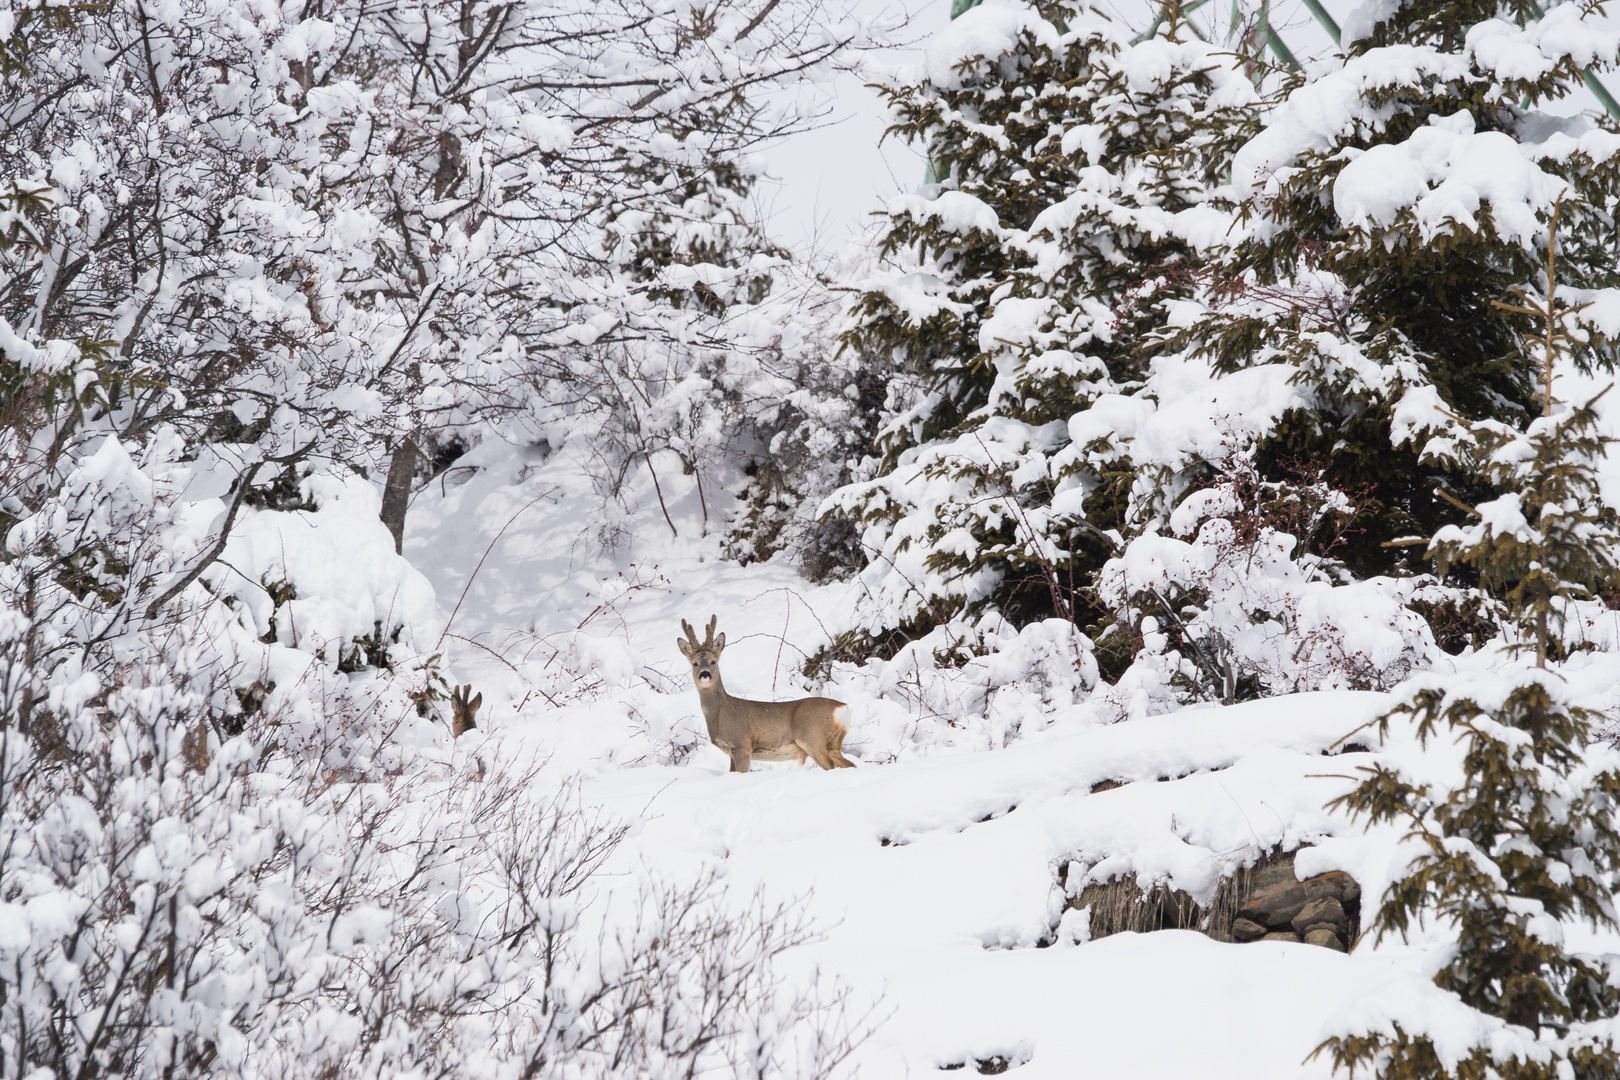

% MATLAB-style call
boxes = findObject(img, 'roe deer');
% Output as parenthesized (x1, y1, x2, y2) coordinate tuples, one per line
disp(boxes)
(677, 616, 855, 773)
(450, 684, 482, 738)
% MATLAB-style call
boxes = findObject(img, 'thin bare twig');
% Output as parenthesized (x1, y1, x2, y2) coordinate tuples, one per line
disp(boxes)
(736, 0, 783, 40)
(436, 488, 557, 650)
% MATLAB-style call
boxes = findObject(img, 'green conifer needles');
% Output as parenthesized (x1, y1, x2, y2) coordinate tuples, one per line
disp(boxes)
(1322, 213, 1620, 1080)
(827, 3, 1255, 648)
(1321, 674, 1620, 1079)
(1426, 391, 1619, 667)
(1423, 200, 1620, 668)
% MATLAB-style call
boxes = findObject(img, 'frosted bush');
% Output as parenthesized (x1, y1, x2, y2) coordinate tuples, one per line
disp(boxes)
(821, 616, 1100, 759)
(205, 473, 439, 671)
(0, 415, 870, 1080)
(1096, 483, 1439, 709)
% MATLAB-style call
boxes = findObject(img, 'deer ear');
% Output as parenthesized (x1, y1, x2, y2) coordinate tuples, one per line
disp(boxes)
(677, 637, 694, 660)
(713, 632, 726, 654)
(468, 693, 482, 714)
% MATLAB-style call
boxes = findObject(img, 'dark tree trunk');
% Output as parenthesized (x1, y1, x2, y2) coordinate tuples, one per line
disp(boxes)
(381, 438, 418, 554)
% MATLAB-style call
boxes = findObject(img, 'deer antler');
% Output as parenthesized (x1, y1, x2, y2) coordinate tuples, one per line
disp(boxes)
(681, 617, 720, 649)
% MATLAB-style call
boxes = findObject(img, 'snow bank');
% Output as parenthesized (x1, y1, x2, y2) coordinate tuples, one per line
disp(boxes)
(560, 690, 1465, 1079)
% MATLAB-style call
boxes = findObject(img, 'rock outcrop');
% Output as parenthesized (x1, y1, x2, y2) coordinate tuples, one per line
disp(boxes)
(1065, 847, 1360, 951)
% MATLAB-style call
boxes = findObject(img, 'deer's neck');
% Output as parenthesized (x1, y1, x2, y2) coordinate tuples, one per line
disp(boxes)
(696, 678, 729, 738)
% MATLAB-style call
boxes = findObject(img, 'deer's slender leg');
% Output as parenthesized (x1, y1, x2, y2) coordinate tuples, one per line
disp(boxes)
(729, 747, 752, 773)
(830, 728, 856, 768)
(796, 739, 835, 770)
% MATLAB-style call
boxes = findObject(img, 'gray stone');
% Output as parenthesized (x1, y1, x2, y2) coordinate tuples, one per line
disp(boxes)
(1291, 896, 1349, 937)
(1244, 857, 1302, 900)
(1239, 871, 1360, 930)
(1261, 931, 1300, 943)
(1304, 927, 1346, 951)
(1231, 917, 1267, 943)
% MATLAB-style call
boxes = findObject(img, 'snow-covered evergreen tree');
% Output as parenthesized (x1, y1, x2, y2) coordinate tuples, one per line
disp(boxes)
(1180, 0, 1620, 579)
(1055, 0, 1620, 708)
(1418, 203, 1620, 665)
(825, 1, 1258, 650)
(1322, 212, 1620, 1080)
(1324, 672, 1620, 1077)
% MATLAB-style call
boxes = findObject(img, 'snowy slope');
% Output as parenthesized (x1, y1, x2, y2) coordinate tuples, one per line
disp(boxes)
(572, 697, 1401, 1080)
(403, 442, 1620, 1080)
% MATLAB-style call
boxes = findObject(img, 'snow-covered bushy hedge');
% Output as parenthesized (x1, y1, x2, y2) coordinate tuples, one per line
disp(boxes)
(0, 335, 866, 1078)
(822, 616, 1100, 758)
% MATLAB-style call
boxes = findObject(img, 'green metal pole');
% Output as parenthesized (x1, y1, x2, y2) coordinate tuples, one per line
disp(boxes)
(1585, 70, 1620, 122)
(1299, 0, 1341, 42)
(1261, 6, 1301, 69)
(928, 0, 986, 181)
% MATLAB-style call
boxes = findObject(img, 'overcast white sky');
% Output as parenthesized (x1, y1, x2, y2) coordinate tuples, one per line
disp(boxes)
(753, 0, 948, 260)
(755, 0, 1620, 259)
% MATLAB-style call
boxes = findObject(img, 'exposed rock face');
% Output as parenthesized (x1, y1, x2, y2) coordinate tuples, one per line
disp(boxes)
(1292, 896, 1349, 937)
(1064, 847, 1360, 952)
(1238, 871, 1359, 932)
(1073, 874, 1203, 937)
(1304, 927, 1347, 951)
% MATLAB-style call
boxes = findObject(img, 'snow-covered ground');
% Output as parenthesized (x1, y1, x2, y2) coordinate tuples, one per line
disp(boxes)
(396, 443, 1608, 1080)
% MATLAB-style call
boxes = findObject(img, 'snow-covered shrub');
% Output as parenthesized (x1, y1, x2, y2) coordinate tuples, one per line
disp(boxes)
(205, 474, 439, 673)
(818, 617, 1100, 758)
(0, 672, 865, 1079)
(1094, 452, 1437, 711)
